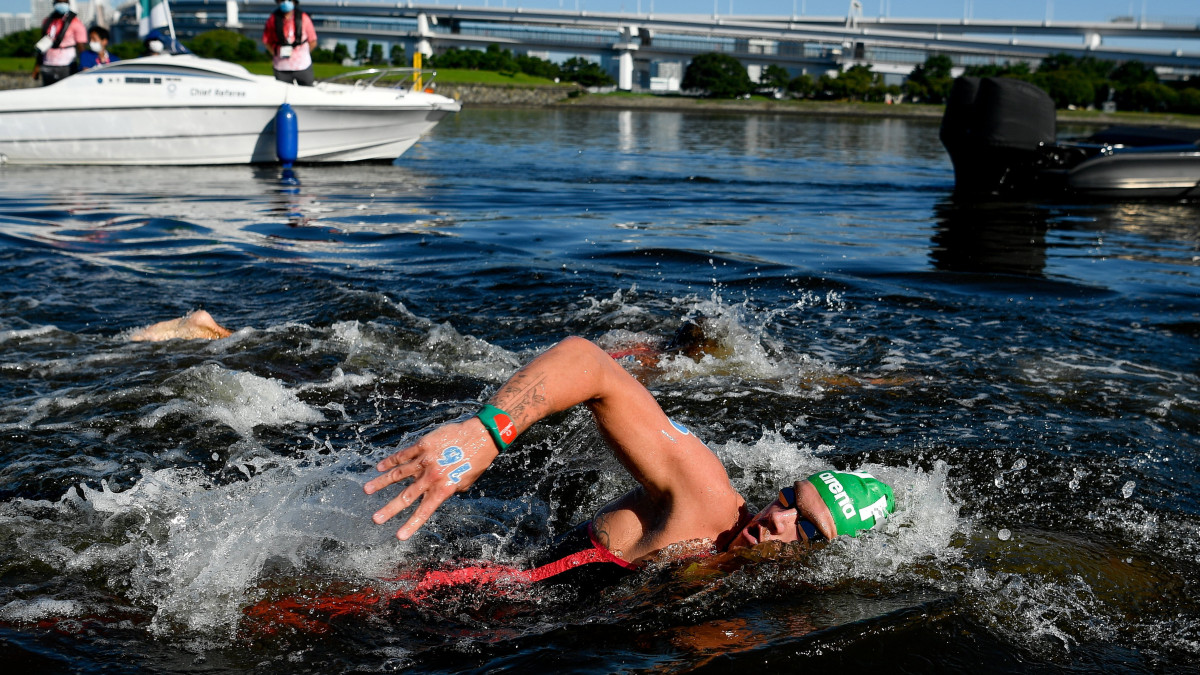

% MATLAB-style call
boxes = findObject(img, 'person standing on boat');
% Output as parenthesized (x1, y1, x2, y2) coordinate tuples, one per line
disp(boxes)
(31, 2, 87, 86)
(79, 26, 119, 71)
(263, 0, 318, 86)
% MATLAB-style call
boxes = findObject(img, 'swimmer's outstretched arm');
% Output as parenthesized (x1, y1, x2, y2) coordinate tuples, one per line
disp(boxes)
(365, 336, 735, 541)
(129, 310, 232, 342)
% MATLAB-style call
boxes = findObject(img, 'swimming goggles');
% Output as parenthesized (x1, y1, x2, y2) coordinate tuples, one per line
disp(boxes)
(777, 485, 826, 542)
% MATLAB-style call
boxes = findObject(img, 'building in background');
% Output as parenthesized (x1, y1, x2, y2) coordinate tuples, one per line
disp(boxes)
(0, 12, 33, 34)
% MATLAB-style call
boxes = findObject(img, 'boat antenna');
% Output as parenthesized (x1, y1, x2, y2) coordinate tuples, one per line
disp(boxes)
(161, 0, 178, 49)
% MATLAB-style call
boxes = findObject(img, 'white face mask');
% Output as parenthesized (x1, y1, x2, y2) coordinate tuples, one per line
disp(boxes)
(89, 40, 102, 52)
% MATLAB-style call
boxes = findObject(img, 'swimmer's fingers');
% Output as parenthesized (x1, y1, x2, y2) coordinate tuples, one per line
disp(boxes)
(364, 446, 421, 495)
(393, 455, 493, 539)
(371, 474, 427, 527)
(395, 490, 449, 541)
(365, 423, 463, 494)
(367, 419, 499, 538)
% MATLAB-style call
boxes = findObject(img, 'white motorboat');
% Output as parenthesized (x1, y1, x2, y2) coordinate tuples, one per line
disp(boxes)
(0, 55, 461, 165)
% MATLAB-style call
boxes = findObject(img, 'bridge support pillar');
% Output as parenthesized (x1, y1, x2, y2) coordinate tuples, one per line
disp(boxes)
(614, 25, 640, 91)
(416, 12, 434, 57)
(1084, 31, 1101, 50)
(225, 0, 239, 28)
(618, 51, 635, 90)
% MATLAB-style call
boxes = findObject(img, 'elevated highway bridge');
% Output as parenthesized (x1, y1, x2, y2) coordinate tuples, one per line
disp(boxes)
(122, 1, 1200, 89)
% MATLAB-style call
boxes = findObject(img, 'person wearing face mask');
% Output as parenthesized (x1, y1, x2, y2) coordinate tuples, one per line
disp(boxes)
(79, 26, 119, 71)
(262, 0, 318, 86)
(32, 1, 87, 86)
(141, 29, 169, 56)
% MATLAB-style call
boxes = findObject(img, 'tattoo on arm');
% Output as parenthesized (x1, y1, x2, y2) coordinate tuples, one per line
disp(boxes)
(494, 372, 549, 427)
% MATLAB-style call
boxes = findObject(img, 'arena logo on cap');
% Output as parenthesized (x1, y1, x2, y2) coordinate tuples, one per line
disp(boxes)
(817, 471, 857, 519)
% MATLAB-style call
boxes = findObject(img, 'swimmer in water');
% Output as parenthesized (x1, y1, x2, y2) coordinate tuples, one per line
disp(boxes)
(365, 336, 894, 579)
(604, 315, 914, 388)
(128, 310, 232, 342)
(243, 336, 895, 632)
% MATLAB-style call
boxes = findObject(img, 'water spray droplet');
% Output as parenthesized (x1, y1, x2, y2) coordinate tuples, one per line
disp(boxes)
(1011, 458, 1027, 471)
(997, 528, 1011, 541)
(1121, 481, 1136, 499)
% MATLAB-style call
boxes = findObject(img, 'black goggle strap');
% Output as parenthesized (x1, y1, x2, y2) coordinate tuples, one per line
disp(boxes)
(778, 485, 825, 542)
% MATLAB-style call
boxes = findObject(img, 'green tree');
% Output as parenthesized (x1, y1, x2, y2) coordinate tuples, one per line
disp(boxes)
(332, 43, 350, 62)
(963, 61, 1032, 78)
(311, 47, 338, 63)
(0, 27, 41, 57)
(1118, 81, 1179, 112)
(1033, 69, 1096, 108)
(480, 44, 518, 74)
(389, 43, 404, 66)
(431, 47, 480, 69)
(682, 52, 753, 98)
(560, 56, 613, 87)
(110, 41, 143, 60)
(185, 29, 261, 62)
(1035, 52, 1113, 107)
(828, 64, 877, 101)
(515, 53, 560, 80)
(760, 64, 791, 90)
(1179, 88, 1200, 115)
(1109, 60, 1156, 87)
(904, 54, 954, 103)
(369, 43, 383, 65)
(354, 38, 368, 62)
(787, 73, 814, 98)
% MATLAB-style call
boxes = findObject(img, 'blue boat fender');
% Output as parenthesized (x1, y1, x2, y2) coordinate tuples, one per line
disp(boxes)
(275, 103, 299, 168)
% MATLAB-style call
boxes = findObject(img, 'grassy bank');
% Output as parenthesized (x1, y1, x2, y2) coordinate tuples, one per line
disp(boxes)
(0, 57, 31, 72)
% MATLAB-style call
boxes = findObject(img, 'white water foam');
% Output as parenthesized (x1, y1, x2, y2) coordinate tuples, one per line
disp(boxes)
(0, 598, 82, 622)
(32, 448, 407, 637)
(138, 363, 324, 438)
(0, 324, 58, 344)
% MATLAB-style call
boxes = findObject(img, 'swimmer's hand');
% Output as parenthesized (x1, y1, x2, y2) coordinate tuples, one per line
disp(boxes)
(363, 418, 499, 540)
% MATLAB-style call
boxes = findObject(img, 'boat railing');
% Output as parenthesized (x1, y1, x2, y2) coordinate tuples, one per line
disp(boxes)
(321, 67, 441, 93)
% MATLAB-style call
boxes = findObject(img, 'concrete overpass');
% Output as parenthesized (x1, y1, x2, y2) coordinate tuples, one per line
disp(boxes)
(119, 1, 1200, 89)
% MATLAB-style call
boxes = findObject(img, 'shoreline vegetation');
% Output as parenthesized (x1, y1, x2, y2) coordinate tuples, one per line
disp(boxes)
(1, 57, 1197, 129)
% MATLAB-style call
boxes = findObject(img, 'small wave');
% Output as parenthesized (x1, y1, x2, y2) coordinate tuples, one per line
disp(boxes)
(0, 324, 58, 344)
(139, 364, 324, 438)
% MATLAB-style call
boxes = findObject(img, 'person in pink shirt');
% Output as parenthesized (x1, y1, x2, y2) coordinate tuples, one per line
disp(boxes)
(262, 0, 318, 86)
(32, 2, 87, 86)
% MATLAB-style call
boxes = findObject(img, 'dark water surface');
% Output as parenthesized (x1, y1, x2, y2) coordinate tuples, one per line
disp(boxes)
(1, 108, 1199, 673)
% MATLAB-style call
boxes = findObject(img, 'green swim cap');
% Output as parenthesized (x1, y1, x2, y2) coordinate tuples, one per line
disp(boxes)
(806, 471, 895, 537)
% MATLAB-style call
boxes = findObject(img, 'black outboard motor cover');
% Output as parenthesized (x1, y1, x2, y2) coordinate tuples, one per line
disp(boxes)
(940, 77, 1057, 195)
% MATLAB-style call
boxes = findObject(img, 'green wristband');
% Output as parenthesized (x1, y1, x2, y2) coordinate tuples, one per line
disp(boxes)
(476, 404, 517, 452)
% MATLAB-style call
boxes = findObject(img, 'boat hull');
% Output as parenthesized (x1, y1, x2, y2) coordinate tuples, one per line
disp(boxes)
(0, 56, 460, 165)
(1066, 152, 1200, 199)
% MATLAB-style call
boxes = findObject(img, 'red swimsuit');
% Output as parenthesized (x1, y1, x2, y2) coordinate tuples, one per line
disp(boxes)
(243, 522, 637, 633)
